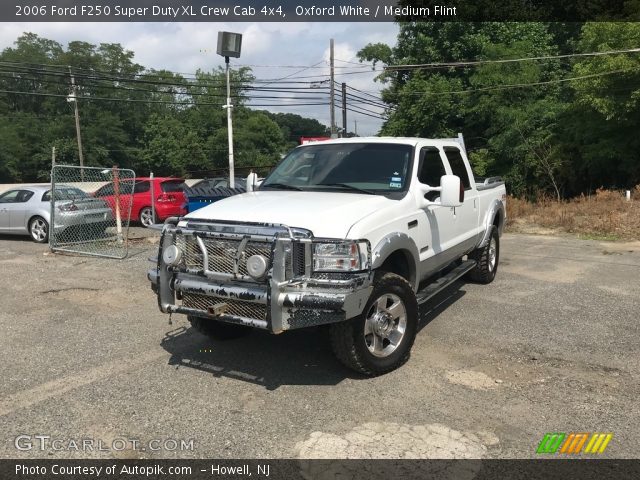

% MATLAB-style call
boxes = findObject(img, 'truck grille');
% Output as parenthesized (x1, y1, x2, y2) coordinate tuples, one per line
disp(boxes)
(182, 293, 267, 320)
(175, 235, 272, 277)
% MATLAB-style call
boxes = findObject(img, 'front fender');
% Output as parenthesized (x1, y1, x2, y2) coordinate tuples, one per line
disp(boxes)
(371, 232, 420, 291)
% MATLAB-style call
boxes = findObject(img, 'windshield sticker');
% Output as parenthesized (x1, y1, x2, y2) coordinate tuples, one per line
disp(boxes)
(389, 181, 402, 188)
(391, 176, 402, 183)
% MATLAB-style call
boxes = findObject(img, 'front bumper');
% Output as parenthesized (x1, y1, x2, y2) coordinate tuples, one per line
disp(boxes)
(149, 221, 372, 333)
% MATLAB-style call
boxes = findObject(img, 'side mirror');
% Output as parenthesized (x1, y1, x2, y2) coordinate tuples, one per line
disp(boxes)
(440, 175, 463, 207)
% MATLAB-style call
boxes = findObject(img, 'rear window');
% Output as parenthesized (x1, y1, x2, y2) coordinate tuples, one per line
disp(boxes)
(43, 187, 88, 202)
(161, 180, 185, 193)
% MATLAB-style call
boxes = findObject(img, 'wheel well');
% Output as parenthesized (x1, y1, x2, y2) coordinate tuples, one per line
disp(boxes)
(493, 209, 504, 232)
(28, 214, 46, 228)
(379, 250, 414, 285)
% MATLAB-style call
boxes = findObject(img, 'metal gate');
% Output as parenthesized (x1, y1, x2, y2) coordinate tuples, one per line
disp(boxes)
(49, 165, 135, 259)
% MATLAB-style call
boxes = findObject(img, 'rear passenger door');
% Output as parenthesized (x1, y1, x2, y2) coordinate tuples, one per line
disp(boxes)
(442, 146, 480, 252)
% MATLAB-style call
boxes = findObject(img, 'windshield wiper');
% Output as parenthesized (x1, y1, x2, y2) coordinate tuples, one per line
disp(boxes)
(317, 183, 378, 195)
(260, 183, 304, 191)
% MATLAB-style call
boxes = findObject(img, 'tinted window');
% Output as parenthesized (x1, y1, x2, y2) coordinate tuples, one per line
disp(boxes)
(42, 187, 88, 202)
(444, 147, 472, 190)
(0, 190, 25, 203)
(161, 180, 185, 193)
(95, 183, 115, 197)
(418, 147, 447, 186)
(134, 181, 150, 194)
(263, 143, 413, 193)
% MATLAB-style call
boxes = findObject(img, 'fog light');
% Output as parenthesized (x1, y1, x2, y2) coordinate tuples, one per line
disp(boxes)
(162, 245, 183, 266)
(246, 254, 268, 279)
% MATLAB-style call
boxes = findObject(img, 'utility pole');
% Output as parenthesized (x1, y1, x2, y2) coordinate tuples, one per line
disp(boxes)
(341, 82, 347, 137)
(329, 38, 335, 136)
(224, 56, 235, 188)
(354, 119, 358, 136)
(68, 67, 84, 179)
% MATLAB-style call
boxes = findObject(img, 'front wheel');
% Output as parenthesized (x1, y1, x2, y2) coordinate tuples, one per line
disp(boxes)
(330, 272, 418, 376)
(29, 216, 49, 243)
(466, 225, 500, 284)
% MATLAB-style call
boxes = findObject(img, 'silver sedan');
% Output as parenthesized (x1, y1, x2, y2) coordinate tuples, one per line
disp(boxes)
(0, 185, 113, 243)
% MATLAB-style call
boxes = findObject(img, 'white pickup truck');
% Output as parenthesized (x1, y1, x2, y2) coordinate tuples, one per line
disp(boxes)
(149, 137, 506, 375)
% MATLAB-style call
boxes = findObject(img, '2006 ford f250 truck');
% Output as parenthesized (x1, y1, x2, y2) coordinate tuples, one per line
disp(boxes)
(149, 137, 506, 375)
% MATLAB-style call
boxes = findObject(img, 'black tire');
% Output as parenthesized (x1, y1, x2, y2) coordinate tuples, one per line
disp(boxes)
(330, 272, 418, 376)
(29, 216, 49, 243)
(188, 315, 251, 340)
(467, 225, 500, 284)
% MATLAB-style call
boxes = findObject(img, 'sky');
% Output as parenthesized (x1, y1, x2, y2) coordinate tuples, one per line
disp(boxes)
(0, 22, 399, 135)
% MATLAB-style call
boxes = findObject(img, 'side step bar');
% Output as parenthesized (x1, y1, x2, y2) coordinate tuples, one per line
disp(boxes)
(416, 259, 476, 305)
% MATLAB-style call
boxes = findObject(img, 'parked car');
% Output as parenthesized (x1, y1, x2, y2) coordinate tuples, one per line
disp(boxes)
(189, 177, 248, 190)
(149, 137, 506, 375)
(0, 185, 113, 243)
(94, 177, 186, 227)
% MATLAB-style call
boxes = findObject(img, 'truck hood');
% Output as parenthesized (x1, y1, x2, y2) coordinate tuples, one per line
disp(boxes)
(184, 190, 393, 238)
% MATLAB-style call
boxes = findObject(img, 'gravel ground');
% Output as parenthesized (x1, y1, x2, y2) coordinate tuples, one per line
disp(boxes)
(0, 231, 638, 459)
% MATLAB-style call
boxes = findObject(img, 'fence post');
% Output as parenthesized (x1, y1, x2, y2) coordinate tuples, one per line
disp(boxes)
(113, 165, 123, 244)
(626, 190, 631, 201)
(150, 171, 156, 224)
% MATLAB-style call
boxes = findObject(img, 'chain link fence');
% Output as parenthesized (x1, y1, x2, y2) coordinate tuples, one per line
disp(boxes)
(50, 165, 135, 259)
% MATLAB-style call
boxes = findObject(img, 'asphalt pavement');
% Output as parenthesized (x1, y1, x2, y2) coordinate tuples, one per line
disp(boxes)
(0, 231, 638, 459)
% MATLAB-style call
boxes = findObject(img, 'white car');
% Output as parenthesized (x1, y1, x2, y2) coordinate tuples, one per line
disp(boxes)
(0, 185, 113, 243)
(149, 137, 506, 375)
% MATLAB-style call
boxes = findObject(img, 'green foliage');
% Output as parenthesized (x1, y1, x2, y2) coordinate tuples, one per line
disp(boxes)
(359, 22, 640, 196)
(259, 111, 329, 149)
(0, 33, 325, 182)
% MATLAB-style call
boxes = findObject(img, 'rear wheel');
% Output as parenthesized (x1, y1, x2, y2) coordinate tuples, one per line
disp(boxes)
(188, 315, 251, 340)
(466, 226, 500, 284)
(139, 207, 154, 227)
(29, 216, 49, 243)
(330, 272, 418, 376)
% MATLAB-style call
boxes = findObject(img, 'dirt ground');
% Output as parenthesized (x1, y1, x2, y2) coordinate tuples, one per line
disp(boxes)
(0, 230, 638, 459)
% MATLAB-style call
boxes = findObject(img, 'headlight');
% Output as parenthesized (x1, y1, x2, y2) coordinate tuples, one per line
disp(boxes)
(313, 241, 369, 272)
(162, 245, 183, 267)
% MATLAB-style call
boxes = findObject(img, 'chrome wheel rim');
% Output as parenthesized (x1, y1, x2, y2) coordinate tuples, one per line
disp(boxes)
(31, 219, 47, 241)
(140, 208, 153, 227)
(488, 237, 497, 271)
(364, 293, 407, 358)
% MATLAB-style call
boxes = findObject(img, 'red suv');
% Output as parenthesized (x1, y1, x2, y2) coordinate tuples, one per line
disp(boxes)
(94, 177, 187, 227)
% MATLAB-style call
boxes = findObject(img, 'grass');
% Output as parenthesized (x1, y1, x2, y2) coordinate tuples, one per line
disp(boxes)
(506, 186, 640, 241)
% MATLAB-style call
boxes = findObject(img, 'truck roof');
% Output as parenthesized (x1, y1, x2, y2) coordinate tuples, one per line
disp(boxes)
(297, 136, 464, 148)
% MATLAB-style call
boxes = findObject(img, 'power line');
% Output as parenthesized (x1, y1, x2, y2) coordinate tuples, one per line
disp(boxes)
(0, 61, 331, 88)
(344, 106, 386, 120)
(396, 68, 638, 96)
(335, 58, 375, 68)
(0, 71, 332, 102)
(342, 101, 386, 117)
(384, 47, 640, 71)
(0, 89, 330, 107)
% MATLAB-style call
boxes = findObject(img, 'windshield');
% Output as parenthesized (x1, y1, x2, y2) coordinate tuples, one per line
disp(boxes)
(261, 143, 413, 194)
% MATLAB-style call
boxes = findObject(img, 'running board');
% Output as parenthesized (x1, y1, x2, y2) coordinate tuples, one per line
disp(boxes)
(416, 259, 476, 305)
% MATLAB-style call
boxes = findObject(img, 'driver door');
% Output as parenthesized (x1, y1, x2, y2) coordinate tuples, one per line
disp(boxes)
(414, 146, 459, 276)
